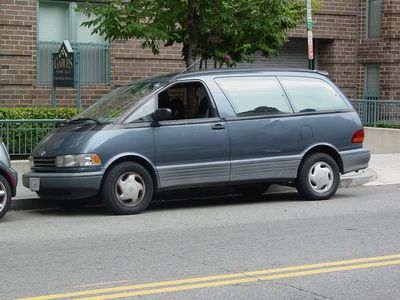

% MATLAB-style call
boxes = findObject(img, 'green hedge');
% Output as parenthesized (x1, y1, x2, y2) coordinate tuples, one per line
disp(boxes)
(0, 108, 81, 120)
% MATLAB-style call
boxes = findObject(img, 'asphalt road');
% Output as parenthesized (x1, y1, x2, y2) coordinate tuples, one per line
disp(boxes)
(1, 185, 400, 300)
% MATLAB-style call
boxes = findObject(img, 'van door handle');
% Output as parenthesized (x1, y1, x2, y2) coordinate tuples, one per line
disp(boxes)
(212, 123, 226, 130)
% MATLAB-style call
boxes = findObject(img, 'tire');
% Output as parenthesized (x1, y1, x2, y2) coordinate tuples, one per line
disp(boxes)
(0, 174, 12, 219)
(296, 153, 340, 200)
(100, 162, 154, 215)
(236, 184, 271, 196)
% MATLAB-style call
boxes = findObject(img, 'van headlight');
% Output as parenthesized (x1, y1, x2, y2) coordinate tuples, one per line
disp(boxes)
(55, 154, 102, 167)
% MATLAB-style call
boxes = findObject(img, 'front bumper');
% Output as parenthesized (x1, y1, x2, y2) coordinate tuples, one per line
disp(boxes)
(340, 148, 371, 174)
(22, 171, 103, 200)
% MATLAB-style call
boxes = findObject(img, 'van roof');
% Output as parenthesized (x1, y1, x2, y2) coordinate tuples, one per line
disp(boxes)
(176, 68, 328, 78)
(134, 68, 329, 86)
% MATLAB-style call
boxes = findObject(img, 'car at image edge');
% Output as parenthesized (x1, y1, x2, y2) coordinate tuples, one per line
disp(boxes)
(0, 140, 18, 219)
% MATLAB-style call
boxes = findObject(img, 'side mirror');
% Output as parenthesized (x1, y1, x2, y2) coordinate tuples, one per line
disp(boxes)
(153, 108, 172, 122)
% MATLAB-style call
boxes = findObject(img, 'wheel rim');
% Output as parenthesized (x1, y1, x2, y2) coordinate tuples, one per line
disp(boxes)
(115, 172, 145, 207)
(0, 181, 8, 213)
(308, 161, 334, 194)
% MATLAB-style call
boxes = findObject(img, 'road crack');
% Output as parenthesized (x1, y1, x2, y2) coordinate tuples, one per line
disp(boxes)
(269, 280, 334, 299)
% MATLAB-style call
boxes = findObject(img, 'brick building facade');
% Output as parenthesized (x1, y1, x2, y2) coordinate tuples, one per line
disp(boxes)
(1, 0, 399, 108)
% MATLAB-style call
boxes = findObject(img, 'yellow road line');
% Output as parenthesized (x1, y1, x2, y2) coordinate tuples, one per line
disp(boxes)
(75, 259, 400, 300)
(17, 253, 400, 300)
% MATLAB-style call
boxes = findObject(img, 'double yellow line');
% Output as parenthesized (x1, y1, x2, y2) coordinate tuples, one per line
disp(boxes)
(19, 253, 400, 300)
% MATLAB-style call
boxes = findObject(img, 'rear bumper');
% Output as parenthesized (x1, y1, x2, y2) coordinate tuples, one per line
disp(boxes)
(9, 167, 18, 197)
(22, 171, 103, 200)
(340, 148, 371, 174)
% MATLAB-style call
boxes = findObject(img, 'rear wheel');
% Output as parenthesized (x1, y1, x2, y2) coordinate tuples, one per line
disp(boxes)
(0, 174, 12, 219)
(236, 184, 271, 196)
(101, 162, 154, 215)
(296, 153, 340, 200)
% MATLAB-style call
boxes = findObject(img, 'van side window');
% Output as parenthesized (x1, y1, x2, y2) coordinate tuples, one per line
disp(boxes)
(157, 82, 214, 120)
(279, 77, 349, 113)
(215, 77, 292, 117)
(125, 98, 157, 123)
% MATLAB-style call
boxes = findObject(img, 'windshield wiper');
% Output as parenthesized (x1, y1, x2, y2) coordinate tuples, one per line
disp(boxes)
(56, 117, 103, 127)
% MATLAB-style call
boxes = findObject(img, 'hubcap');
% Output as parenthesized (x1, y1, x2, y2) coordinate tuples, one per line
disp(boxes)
(115, 172, 145, 207)
(308, 161, 334, 194)
(0, 181, 8, 213)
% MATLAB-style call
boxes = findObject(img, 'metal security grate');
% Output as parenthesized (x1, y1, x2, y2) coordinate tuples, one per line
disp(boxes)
(37, 41, 110, 84)
(350, 100, 400, 127)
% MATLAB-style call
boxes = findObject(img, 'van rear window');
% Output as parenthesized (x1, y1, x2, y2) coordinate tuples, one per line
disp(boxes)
(279, 77, 349, 113)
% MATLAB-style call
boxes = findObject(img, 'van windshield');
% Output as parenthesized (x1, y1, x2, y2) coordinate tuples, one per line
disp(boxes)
(74, 81, 164, 123)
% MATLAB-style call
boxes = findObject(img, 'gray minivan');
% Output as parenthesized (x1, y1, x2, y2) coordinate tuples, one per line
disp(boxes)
(22, 69, 370, 214)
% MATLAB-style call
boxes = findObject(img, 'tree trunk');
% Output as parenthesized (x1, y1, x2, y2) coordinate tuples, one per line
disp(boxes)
(186, 0, 199, 69)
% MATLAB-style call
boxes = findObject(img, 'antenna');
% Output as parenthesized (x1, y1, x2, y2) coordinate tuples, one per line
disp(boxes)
(169, 57, 202, 82)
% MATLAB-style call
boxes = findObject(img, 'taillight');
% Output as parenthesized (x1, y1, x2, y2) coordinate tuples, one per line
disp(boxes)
(352, 129, 364, 143)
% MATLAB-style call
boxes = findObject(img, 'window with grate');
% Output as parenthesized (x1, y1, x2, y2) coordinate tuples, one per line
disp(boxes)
(364, 65, 380, 100)
(367, 0, 381, 38)
(37, 1, 109, 84)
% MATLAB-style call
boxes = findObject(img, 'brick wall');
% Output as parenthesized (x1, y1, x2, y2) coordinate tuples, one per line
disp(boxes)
(293, 0, 359, 99)
(357, 0, 400, 100)
(1, 0, 400, 107)
(0, 0, 185, 108)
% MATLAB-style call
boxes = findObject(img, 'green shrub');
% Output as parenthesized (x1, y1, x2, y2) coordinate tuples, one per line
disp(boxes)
(0, 107, 81, 120)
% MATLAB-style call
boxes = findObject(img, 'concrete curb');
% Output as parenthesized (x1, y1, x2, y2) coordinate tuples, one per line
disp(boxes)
(340, 168, 378, 188)
(10, 162, 378, 211)
(11, 160, 30, 173)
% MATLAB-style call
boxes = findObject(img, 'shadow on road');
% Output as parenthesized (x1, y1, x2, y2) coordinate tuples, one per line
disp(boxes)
(28, 187, 312, 217)
(23, 185, 356, 217)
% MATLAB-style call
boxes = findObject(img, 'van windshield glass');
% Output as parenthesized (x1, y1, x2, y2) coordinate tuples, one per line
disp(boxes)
(74, 81, 163, 123)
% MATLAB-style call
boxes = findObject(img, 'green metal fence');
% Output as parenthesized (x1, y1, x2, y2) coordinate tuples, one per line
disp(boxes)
(1, 100, 400, 158)
(0, 119, 64, 158)
(350, 100, 400, 127)
(37, 41, 110, 84)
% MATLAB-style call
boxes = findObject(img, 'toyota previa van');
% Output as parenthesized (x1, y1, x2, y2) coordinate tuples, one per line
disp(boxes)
(22, 69, 370, 214)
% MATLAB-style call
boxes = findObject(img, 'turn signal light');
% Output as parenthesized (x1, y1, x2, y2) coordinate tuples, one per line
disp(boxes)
(352, 129, 364, 143)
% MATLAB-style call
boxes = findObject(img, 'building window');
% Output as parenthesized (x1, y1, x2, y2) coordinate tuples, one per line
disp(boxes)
(366, 0, 381, 38)
(37, 1, 109, 84)
(364, 65, 380, 100)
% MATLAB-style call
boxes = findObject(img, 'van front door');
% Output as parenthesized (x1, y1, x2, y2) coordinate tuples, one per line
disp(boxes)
(154, 120, 230, 188)
(153, 82, 230, 189)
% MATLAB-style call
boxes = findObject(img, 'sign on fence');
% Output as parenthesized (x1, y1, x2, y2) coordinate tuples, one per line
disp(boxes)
(53, 41, 75, 88)
(51, 40, 81, 108)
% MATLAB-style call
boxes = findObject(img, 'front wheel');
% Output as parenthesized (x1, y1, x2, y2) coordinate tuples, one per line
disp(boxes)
(296, 153, 340, 200)
(101, 162, 154, 215)
(0, 174, 12, 219)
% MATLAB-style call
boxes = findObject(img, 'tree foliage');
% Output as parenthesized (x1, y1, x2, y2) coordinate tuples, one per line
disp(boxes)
(80, 0, 308, 68)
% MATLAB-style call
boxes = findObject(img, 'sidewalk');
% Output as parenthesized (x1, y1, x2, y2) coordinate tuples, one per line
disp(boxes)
(10, 154, 400, 210)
